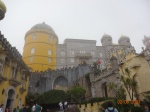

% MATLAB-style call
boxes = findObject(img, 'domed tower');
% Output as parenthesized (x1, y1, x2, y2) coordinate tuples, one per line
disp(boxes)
(0, 0, 7, 20)
(101, 34, 113, 46)
(22, 22, 58, 71)
(118, 35, 131, 46)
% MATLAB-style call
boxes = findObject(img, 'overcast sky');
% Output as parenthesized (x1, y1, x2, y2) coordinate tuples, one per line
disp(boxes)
(0, 0, 150, 54)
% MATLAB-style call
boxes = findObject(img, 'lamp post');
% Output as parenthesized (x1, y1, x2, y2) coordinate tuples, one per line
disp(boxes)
(0, 0, 6, 20)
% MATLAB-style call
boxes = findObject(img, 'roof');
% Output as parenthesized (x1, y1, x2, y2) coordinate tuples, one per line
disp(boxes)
(31, 22, 54, 32)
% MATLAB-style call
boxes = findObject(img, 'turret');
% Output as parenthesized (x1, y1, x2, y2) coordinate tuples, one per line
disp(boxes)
(118, 35, 131, 46)
(101, 34, 112, 46)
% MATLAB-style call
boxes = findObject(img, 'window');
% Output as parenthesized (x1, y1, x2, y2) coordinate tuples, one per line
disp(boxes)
(91, 51, 95, 56)
(49, 36, 52, 42)
(61, 51, 65, 56)
(31, 48, 35, 54)
(71, 58, 74, 63)
(30, 57, 33, 62)
(48, 58, 51, 63)
(32, 34, 36, 40)
(48, 50, 51, 55)
(70, 50, 74, 56)
(99, 52, 102, 57)
(61, 59, 65, 63)
(80, 50, 85, 53)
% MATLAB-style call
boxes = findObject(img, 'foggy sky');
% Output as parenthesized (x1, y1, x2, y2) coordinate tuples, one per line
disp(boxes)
(0, 0, 150, 54)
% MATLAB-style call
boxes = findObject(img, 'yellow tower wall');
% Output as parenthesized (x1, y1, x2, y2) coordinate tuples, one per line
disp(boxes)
(23, 31, 57, 71)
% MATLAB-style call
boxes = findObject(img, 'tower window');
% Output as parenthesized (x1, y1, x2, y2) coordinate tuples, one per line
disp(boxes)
(30, 57, 33, 62)
(48, 50, 51, 55)
(31, 48, 35, 54)
(48, 58, 51, 63)
(32, 35, 36, 40)
(49, 36, 53, 42)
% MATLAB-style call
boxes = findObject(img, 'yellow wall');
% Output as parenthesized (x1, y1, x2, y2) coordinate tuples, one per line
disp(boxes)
(78, 102, 103, 112)
(119, 53, 150, 100)
(0, 57, 29, 111)
(23, 32, 57, 71)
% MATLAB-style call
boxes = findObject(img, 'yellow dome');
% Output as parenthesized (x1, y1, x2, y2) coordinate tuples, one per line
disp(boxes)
(0, 0, 6, 13)
(0, 0, 6, 20)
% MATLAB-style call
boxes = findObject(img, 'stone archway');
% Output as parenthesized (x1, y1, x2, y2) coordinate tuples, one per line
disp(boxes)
(53, 76, 68, 91)
(3, 86, 16, 112)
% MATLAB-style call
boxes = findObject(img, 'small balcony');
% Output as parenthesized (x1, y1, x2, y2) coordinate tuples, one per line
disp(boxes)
(9, 78, 21, 87)
(0, 74, 7, 83)
(75, 53, 92, 58)
(19, 87, 26, 93)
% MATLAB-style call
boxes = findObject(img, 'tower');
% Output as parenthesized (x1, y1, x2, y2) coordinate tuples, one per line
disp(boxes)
(101, 34, 112, 46)
(22, 22, 58, 71)
(118, 35, 131, 46)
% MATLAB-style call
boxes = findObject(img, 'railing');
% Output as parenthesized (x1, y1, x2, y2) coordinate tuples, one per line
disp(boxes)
(75, 53, 92, 57)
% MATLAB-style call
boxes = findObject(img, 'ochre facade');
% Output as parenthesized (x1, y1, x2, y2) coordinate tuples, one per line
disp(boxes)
(23, 23, 58, 71)
(0, 32, 31, 111)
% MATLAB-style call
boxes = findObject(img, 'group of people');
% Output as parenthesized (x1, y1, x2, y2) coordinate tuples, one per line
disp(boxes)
(0, 104, 11, 112)
(0, 103, 42, 112)
(59, 101, 68, 111)
(101, 101, 150, 112)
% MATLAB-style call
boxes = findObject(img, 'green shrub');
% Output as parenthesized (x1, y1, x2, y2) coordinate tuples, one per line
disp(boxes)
(37, 90, 67, 104)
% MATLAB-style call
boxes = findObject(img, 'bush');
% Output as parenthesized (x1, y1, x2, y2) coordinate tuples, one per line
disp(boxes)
(37, 90, 67, 104)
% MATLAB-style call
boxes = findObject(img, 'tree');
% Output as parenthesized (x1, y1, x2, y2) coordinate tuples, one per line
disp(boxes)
(68, 85, 86, 105)
(121, 68, 138, 100)
(107, 82, 126, 100)
(37, 90, 67, 104)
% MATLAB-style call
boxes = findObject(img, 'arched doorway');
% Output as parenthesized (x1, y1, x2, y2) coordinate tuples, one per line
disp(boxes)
(5, 89, 15, 111)
(102, 82, 108, 97)
(53, 76, 68, 91)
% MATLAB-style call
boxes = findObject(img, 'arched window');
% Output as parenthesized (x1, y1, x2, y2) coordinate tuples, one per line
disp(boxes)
(61, 59, 65, 63)
(70, 50, 74, 56)
(48, 58, 51, 63)
(99, 52, 102, 57)
(48, 36, 53, 42)
(30, 57, 33, 62)
(32, 34, 36, 40)
(91, 51, 95, 56)
(30, 48, 35, 54)
(48, 50, 51, 55)
(61, 51, 65, 56)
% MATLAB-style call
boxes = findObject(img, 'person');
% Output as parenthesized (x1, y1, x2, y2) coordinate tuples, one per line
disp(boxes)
(144, 105, 150, 112)
(5, 106, 11, 112)
(0, 104, 3, 112)
(83, 108, 86, 112)
(16, 106, 19, 112)
(35, 103, 42, 112)
(64, 104, 80, 112)
(64, 101, 68, 109)
(59, 101, 63, 111)
(31, 103, 36, 112)
(22, 105, 27, 112)
(105, 101, 118, 112)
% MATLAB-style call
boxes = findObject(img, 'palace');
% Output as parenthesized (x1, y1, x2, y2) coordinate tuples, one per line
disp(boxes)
(23, 22, 135, 71)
